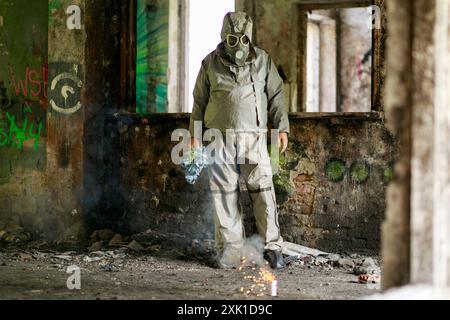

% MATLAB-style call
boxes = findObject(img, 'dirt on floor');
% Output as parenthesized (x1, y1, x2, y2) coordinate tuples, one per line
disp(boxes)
(0, 247, 381, 300)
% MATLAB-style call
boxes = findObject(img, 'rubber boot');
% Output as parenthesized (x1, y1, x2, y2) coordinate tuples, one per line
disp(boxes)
(264, 249, 286, 269)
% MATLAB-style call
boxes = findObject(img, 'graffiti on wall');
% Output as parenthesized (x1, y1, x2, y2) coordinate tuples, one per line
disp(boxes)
(325, 158, 392, 184)
(326, 159, 371, 183)
(356, 49, 372, 81)
(0, 107, 42, 150)
(48, 62, 83, 115)
(325, 158, 346, 182)
(49, 0, 63, 28)
(136, 0, 169, 114)
(349, 160, 370, 183)
(0, 0, 47, 160)
(66, 5, 81, 30)
(8, 65, 48, 104)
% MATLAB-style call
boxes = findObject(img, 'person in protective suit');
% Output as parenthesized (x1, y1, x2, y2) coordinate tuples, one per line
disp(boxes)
(189, 12, 289, 269)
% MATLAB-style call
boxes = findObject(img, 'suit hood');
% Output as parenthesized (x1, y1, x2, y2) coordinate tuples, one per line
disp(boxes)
(220, 11, 253, 43)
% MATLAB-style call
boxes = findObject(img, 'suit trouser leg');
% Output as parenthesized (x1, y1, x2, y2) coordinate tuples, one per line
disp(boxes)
(208, 157, 244, 266)
(239, 133, 283, 251)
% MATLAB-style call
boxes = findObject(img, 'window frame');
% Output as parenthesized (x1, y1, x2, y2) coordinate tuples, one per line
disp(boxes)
(120, 0, 137, 112)
(296, 0, 384, 114)
(126, 0, 384, 115)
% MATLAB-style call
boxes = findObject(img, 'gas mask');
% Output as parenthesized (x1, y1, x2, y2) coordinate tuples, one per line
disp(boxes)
(224, 33, 251, 66)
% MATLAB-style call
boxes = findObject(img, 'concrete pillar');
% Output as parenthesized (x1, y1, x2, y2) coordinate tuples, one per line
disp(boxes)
(383, 0, 450, 292)
(409, 0, 450, 291)
(46, 0, 86, 240)
(432, 0, 450, 291)
(382, 0, 413, 290)
(410, 0, 436, 285)
(46, 0, 125, 240)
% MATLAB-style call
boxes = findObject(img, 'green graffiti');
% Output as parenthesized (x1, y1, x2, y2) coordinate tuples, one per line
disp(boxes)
(0, 109, 42, 151)
(49, 0, 64, 28)
(326, 159, 346, 182)
(383, 164, 394, 184)
(350, 161, 370, 183)
(49, 0, 63, 12)
(136, 0, 169, 114)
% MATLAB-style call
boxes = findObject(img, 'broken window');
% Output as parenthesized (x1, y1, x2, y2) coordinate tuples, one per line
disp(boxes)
(188, 0, 235, 112)
(299, 4, 375, 112)
(135, 0, 234, 114)
(136, 0, 170, 114)
(134, 1, 380, 114)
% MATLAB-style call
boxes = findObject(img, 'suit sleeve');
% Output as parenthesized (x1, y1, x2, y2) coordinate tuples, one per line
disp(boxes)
(189, 62, 210, 137)
(265, 56, 290, 134)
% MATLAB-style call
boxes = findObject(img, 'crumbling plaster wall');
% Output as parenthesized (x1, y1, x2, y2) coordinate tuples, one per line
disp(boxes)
(0, 0, 119, 244)
(0, 0, 89, 243)
(1, 0, 393, 255)
(0, 0, 51, 242)
(278, 114, 394, 252)
(45, 0, 87, 242)
(105, 113, 394, 253)
(0, 0, 163, 245)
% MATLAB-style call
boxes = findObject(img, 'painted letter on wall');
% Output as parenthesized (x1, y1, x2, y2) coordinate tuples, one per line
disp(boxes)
(66, 5, 81, 30)
(49, 63, 83, 115)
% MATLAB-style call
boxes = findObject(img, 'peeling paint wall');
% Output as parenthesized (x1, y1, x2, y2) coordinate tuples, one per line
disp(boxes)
(45, 0, 87, 241)
(105, 114, 395, 253)
(98, 114, 214, 239)
(1, 0, 393, 254)
(0, 0, 48, 242)
(1, 0, 92, 243)
(0, 0, 47, 169)
(275, 115, 394, 252)
(1, 0, 141, 244)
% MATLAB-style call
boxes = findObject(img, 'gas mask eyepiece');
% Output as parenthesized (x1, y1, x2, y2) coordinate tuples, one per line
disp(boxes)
(225, 34, 250, 48)
(224, 33, 250, 66)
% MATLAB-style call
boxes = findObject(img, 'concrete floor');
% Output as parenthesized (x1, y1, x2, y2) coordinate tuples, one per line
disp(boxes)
(0, 249, 379, 300)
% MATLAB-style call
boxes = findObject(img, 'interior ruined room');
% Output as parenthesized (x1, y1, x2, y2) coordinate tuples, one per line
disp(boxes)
(0, 0, 449, 300)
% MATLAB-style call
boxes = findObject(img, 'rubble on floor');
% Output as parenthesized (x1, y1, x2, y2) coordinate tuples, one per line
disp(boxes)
(278, 242, 381, 282)
(0, 248, 381, 300)
(283, 251, 380, 278)
(0, 228, 381, 285)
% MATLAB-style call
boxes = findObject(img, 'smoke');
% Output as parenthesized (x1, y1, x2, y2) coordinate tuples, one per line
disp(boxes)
(217, 235, 267, 268)
(241, 235, 266, 266)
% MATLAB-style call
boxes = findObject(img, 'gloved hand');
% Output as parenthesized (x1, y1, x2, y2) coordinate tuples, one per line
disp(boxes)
(181, 146, 208, 184)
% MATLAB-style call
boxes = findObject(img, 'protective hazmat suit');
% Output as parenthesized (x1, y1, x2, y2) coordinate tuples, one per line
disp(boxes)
(189, 12, 290, 269)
